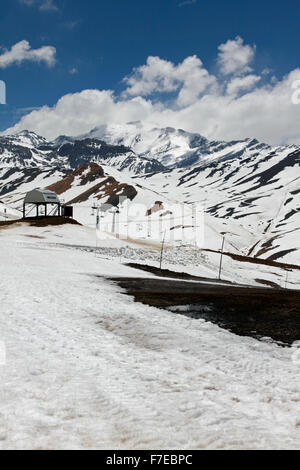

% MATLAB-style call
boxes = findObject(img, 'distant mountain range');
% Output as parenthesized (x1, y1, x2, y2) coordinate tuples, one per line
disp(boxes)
(0, 122, 299, 264)
(0, 129, 165, 174)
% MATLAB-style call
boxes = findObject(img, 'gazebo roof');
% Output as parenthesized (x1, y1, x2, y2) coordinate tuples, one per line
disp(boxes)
(24, 189, 60, 204)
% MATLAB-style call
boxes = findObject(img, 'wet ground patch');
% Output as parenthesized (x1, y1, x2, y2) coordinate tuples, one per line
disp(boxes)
(112, 270, 300, 346)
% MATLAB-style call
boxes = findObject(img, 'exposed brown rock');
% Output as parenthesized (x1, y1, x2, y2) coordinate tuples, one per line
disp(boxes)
(65, 176, 137, 206)
(47, 163, 104, 195)
(46, 162, 137, 207)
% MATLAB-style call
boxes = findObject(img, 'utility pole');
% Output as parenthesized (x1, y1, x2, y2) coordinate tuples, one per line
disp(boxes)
(95, 205, 99, 256)
(218, 234, 226, 281)
(160, 230, 166, 270)
(96, 206, 101, 231)
(111, 208, 117, 233)
(192, 204, 197, 247)
(285, 270, 289, 289)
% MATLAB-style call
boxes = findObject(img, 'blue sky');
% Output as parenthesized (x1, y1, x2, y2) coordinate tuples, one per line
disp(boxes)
(1, 0, 300, 144)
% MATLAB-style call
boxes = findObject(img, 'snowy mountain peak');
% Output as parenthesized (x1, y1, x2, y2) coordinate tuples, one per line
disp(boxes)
(8, 130, 48, 148)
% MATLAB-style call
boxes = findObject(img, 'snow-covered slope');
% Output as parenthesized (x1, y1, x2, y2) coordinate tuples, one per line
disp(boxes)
(0, 124, 299, 264)
(1, 224, 300, 449)
(134, 145, 300, 263)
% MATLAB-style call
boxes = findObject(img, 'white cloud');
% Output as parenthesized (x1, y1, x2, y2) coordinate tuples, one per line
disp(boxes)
(5, 90, 154, 139)
(123, 55, 217, 107)
(123, 57, 178, 97)
(218, 36, 255, 76)
(0, 40, 56, 68)
(5, 37, 300, 146)
(226, 74, 261, 96)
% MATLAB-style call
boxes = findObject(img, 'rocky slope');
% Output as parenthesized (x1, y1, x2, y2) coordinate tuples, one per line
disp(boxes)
(47, 162, 137, 206)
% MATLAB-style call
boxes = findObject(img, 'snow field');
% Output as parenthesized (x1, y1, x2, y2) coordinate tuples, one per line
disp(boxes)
(0, 225, 300, 449)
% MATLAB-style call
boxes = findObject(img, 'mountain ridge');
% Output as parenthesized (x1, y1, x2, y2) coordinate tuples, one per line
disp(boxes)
(0, 123, 299, 265)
